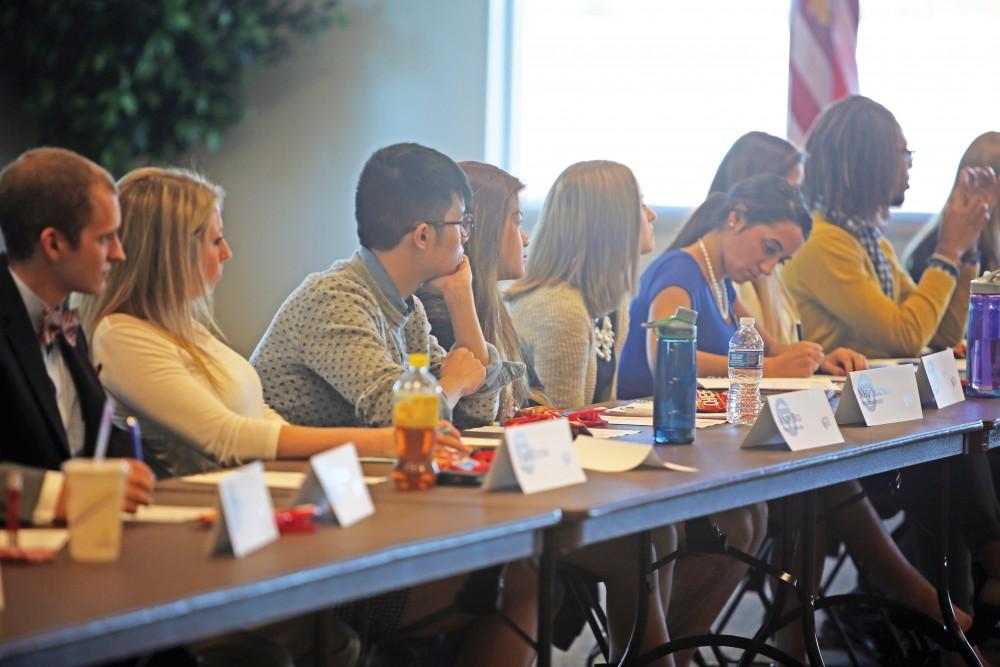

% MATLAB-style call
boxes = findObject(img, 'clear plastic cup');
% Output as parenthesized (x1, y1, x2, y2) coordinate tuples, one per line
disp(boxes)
(61, 459, 128, 562)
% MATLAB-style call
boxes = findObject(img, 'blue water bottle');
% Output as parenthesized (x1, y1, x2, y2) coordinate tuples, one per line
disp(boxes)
(643, 307, 698, 444)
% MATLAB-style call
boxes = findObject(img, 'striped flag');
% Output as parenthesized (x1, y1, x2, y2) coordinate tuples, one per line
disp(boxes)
(788, 0, 860, 144)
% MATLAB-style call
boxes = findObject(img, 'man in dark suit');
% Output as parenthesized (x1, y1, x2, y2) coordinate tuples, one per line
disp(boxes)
(0, 147, 153, 524)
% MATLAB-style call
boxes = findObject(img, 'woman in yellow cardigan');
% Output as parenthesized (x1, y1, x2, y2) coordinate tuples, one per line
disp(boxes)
(784, 95, 1000, 624)
(783, 96, 996, 358)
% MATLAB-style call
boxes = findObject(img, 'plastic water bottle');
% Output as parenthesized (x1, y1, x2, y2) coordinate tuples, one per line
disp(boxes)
(727, 317, 764, 425)
(643, 307, 698, 444)
(392, 353, 441, 490)
(968, 271, 1000, 397)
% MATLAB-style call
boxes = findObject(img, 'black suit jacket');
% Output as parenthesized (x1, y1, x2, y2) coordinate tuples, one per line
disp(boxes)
(0, 255, 110, 470)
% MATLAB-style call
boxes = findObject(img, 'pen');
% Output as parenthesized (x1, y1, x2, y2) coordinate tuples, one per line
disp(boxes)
(6, 469, 22, 549)
(795, 322, 804, 343)
(126, 416, 143, 462)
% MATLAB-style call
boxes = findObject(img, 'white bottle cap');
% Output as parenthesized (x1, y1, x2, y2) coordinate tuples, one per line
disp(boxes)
(739, 317, 755, 326)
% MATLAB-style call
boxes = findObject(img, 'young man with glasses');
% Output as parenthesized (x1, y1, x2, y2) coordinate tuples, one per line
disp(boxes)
(252, 142, 502, 428)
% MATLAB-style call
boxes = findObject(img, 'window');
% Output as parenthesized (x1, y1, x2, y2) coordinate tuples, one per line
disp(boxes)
(857, 0, 1000, 212)
(504, 0, 1000, 213)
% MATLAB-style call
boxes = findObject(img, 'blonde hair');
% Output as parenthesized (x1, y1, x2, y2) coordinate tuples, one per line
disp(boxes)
(506, 160, 643, 317)
(78, 167, 227, 388)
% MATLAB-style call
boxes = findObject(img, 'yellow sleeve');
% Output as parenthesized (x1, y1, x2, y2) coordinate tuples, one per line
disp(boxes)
(795, 227, 957, 356)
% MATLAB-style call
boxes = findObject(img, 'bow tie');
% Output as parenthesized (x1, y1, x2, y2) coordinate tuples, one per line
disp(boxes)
(39, 306, 79, 349)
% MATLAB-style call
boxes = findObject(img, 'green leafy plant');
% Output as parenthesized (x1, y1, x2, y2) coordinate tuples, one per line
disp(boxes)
(0, 0, 344, 174)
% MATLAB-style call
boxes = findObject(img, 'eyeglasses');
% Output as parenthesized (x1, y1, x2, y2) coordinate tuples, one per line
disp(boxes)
(424, 213, 475, 238)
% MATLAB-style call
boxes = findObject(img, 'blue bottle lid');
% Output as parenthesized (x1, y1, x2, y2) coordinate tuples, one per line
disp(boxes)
(642, 306, 698, 339)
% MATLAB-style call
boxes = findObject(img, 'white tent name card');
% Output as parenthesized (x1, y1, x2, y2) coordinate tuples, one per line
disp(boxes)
(835, 366, 923, 426)
(207, 461, 279, 558)
(293, 444, 375, 528)
(573, 435, 698, 472)
(916, 349, 965, 409)
(741, 389, 844, 450)
(482, 419, 586, 494)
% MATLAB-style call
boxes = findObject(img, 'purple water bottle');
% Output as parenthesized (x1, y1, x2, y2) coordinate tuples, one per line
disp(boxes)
(967, 271, 1000, 397)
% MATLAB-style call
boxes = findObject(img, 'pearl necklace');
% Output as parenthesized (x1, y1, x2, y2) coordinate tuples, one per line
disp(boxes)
(594, 315, 615, 362)
(698, 238, 729, 319)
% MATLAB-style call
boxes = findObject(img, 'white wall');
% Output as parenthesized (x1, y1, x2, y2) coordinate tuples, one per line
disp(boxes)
(0, 0, 491, 356)
(197, 0, 491, 355)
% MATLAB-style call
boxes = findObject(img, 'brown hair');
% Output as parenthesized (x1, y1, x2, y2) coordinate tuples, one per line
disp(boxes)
(802, 95, 902, 225)
(708, 131, 802, 195)
(0, 147, 117, 261)
(458, 161, 543, 410)
(906, 131, 1000, 271)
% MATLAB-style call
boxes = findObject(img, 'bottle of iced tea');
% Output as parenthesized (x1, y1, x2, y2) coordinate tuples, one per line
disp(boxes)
(392, 353, 441, 490)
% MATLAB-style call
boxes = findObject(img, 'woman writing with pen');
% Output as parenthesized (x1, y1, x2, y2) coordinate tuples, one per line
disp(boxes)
(619, 175, 974, 658)
(77, 167, 463, 480)
(617, 175, 866, 398)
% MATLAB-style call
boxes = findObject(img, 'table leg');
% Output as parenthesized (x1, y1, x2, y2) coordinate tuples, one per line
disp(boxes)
(800, 490, 825, 667)
(936, 457, 982, 666)
(537, 528, 556, 667)
(618, 530, 652, 666)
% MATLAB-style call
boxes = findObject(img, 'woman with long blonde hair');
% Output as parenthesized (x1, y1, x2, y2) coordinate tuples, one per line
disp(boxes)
(506, 160, 655, 409)
(79, 167, 461, 479)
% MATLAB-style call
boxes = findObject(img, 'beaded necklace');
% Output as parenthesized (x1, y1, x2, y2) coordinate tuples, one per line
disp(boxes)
(698, 238, 729, 319)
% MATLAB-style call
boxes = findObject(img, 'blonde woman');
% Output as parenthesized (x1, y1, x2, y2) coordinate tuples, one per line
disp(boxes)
(506, 160, 655, 409)
(78, 168, 462, 479)
(507, 161, 765, 666)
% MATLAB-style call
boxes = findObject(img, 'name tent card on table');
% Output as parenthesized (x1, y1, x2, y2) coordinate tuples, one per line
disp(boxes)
(835, 365, 923, 426)
(482, 418, 586, 494)
(741, 388, 844, 450)
(207, 461, 279, 558)
(916, 349, 965, 409)
(292, 444, 375, 528)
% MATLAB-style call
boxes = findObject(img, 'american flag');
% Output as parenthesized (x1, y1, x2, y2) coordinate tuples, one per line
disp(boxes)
(788, 0, 860, 145)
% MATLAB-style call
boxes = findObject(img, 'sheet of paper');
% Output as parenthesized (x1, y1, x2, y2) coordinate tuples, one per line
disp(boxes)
(573, 436, 699, 473)
(604, 415, 654, 426)
(604, 400, 654, 417)
(586, 428, 641, 439)
(182, 470, 306, 490)
(465, 425, 506, 434)
(867, 358, 920, 368)
(696, 418, 727, 428)
(363, 476, 388, 485)
(461, 436, 503, 447)
(125, 505, 212, 523)
(0, 528, 68, 550)
(698, 376, 837, 392)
